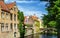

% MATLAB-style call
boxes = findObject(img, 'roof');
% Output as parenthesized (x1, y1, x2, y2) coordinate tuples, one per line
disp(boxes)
(24, 16, 27, 19)
(24, 16, 38, 23)
(6, 2, 16, 9)
(31, 16, 38, 20)
(0, 1, 16, 12)
(0, 1, 9, 12)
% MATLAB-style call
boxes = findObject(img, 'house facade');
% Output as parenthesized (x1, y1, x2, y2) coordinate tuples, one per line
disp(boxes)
(0, 0, 19, 38)
(24, 16, 34, 36)
(24, 15, 43, 35)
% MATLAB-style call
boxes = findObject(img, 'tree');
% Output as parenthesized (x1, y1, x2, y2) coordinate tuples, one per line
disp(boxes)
(42, 0, 60, 38)
(18, 10, 25, 38)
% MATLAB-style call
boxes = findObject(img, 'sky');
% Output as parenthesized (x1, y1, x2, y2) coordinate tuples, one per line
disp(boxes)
(5, 0, 48, 19)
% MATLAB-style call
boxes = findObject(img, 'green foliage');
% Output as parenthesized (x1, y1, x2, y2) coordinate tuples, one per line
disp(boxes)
(42, 0, 60, 28)
(48, 21, 57, 27)
(18, 10, 24, 23)
(18, 22, 23, 34)
(42, 15, 49, 25)
(18, 10, 25, 38)
(42, 0, 60, 37)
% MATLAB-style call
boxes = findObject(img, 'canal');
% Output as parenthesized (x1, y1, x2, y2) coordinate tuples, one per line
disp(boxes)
(25, 34, 57, 38)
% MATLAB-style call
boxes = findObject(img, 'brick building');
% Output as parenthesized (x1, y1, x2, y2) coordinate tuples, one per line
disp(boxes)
(0, 0, 19, 38)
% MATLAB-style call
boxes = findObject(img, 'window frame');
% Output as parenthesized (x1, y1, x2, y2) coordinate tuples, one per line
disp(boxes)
(1, 11, 5, 19)
(1, 23, 4, 32)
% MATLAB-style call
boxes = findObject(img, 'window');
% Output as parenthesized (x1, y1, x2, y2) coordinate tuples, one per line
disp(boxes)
(1, 11, 5, 19)
(14, 6, 17, 11)
(10, 14, 12, 20)
(14, 14, 16, 21)
(26, 19, 28, 22)
(10, 23, 13, 30)
(6, 13, 9, 19)
(6, 23, 8, 31)
(1, 23, 4, 31)
(14, 23, 16, 29)
(9, 8, 13, 10)
(14, 32, 16, 38)
(14, 7, 16, 11)
(17, 24, 18, 29)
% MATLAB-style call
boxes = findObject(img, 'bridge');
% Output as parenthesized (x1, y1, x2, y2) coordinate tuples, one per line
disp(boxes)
(40, 28, 57, 34)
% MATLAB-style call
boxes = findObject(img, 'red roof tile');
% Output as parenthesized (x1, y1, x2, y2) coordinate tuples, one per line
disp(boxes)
(0, 1, 9, 12)
(31, 16, 38, 20)
(6, 2, 15, 9)
(0, 1, 16, 12)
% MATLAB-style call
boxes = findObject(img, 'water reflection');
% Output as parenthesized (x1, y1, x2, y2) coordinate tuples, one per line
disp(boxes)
(41, 34, 57, 38)
(25, 34, 57, 38)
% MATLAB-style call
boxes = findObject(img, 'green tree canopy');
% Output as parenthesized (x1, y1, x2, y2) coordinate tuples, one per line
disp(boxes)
(18, 10, 24, 23)
(42, 0, 60, 38)
(18, 10, 25, 38)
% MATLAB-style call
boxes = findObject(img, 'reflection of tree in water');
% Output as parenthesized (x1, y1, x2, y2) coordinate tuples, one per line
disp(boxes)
(42, 34, 56, 38)
(31, 34, 34, 38)
(30, 34, 57, 38)
(24, 34, 34, 38)
(24, 34, 57, 38)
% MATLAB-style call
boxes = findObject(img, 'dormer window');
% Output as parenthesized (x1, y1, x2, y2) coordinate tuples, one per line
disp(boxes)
(10, 8, 13, 10)
(14, 7, 17, 11)
(14, 6, 17, 11)
(14, 7, 16, 11)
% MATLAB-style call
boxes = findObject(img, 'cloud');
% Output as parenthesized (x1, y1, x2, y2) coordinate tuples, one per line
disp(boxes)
(17, 4, 47, 19)
(5, 0, 39, 3)
(16, 1, 38, 3)
(5, 0, 47, 4)
(38, 2, 47, 6)
(17, 6, 46, 18)
(5, 0, 14, 3)
(5, 0, 8, 2)
(24, 10, 47, 19)
(5, 0, 47, 19)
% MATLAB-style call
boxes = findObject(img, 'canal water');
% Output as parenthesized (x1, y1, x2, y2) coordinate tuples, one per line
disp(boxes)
(25, 34, 57, 38)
